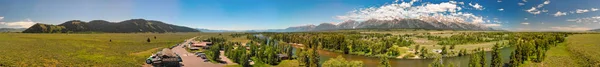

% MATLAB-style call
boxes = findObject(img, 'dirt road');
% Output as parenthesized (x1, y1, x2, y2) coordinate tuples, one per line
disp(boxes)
(144, 37, 227, 67)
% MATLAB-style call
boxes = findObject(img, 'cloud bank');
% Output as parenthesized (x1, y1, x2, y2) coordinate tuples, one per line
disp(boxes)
(0, 17, 38, 28)
(567, 16, 600, 24)
(336, 0, 490, 25)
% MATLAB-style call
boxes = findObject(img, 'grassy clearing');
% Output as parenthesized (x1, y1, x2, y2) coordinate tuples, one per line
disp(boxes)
(522, 34, 600, 67)
(0, 33, 199, 67)
(564, 34, 600, 66)
(521, 43, 581, 67)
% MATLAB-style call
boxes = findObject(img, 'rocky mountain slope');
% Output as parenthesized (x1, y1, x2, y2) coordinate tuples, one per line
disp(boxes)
(280, 19, 494, 32)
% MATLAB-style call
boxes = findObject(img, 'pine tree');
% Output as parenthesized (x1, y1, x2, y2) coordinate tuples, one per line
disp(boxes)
(479, 48, 487, 67)
(491, 44, 503, 67)
(469, 49, 481, 67)
(308, 47, 320, 67)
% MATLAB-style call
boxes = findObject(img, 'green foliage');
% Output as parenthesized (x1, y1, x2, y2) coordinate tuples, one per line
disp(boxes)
(308, 48, 320, 67)
(207, 43, 221, 62)
(468, 48, 484, 67)
(426, 32, 507, 45)
(429, 57, 444, 67)
(255, 32, 414, 58)
(322, 56, 364, 67)
(491, 43, 503, 67)
(440, 45, 448, 56)
(507, 33, 567, 67)
(379, 56, 391, 67)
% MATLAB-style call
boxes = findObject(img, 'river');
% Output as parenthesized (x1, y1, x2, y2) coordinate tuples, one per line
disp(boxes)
(311, 47, 515, 67)
(256, 34, 515, 67)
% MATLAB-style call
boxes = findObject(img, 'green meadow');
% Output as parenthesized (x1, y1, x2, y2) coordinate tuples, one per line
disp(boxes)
(0, 33, 201, 67)
(522, 34, 600, 67)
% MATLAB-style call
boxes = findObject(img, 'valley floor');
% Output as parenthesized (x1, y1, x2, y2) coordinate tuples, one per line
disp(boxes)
(0, 33, 200, 66)
(522, 34, 600, 67)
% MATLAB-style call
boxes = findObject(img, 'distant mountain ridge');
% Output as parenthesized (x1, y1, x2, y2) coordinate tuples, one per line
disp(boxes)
(196, 19, 496, 32)
(0, 28, 26, 32)
(23, 19, 199, 33)
(590, 28, 600, 31)
(280, 19, 495, 32)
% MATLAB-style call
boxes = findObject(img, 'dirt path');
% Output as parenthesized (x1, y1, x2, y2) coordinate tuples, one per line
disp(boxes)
(144, 37, 227, 67)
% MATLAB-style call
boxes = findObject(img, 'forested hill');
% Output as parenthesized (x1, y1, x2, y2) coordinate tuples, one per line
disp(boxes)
(22, 19, 199, 33)
(590, 29, 600, 31)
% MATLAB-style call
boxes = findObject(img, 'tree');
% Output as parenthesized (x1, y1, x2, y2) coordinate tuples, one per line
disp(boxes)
(469, 49, 481, 67)
(296, 48, 309, 66)
(323, 55, 364, 67)
(239, 52, 250, 67)
(441, 45, 448, 56)
(429, 57, 444, 67)
(415, 45, 421, 54)
(308, 48, 320, 67)
(379, 56, 391, 67)
(478, 48, 486, 67)
(207, 44, 221, 61)
(450, 44, 456, 49)
(491, 44, 503, 67)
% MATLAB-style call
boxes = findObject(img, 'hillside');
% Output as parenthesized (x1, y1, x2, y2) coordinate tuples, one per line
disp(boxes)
(590, 29, 600, 31)
(22, 19, 199, 33)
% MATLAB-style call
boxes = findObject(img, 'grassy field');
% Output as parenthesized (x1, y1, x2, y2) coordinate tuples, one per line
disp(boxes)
(522, 34, 600, 67)
(0, 33, 201, 67)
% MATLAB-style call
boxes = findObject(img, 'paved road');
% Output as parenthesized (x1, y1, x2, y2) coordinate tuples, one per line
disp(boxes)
(144, 37, 226, 67)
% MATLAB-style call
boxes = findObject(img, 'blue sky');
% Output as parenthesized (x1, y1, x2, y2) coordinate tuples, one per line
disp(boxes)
(0, 0, 599, 31)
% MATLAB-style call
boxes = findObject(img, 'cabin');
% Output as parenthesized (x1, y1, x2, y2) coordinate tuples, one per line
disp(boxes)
(190, 42, 213, 49)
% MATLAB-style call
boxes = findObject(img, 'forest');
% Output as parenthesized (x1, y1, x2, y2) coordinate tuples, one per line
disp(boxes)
(203, 32, 572, 67)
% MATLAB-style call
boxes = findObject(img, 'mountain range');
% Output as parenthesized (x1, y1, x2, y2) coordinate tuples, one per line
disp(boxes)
(0, 28, 26, 32)
(22, 19, 199, 33)
(282, 19, 495, 32)
(198, 19, 495, 32)
(590, 28, 600, 31)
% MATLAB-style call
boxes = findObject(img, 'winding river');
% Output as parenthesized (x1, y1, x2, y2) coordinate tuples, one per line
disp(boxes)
(312, 47, 515, 67)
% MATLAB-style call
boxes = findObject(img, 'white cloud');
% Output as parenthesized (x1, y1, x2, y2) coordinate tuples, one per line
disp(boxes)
(469, 3, 484, 10)
(483, 23, 501, 27)
(336, 0, 487, 25)
(567, 16, 600, 24)
(592, 8, 599, 11)
(0, 17, 3, 21)
(498, 8, 504, 11)
(521, 22, 530, 25)
(0, 19, 38, 28)
(550, 26, 591, 31)
(522, 0, 527, 2)
(553, 11, 567, 17)
(576, 9, 590, 13)
(526, 7, 541, 15)
(524, 18, 528, 20)
(542, 10, 548, 12)
(497, 0, 502, 2)
(518, 3, 525, 6)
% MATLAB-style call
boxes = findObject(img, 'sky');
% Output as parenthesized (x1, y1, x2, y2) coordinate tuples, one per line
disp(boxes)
(0, 0, 599, 31)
